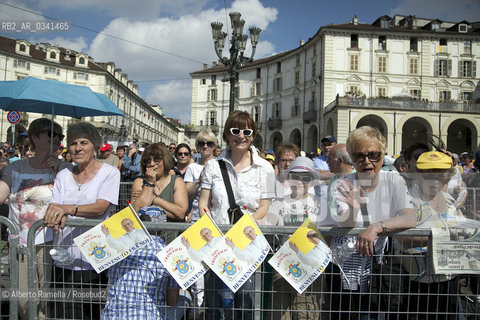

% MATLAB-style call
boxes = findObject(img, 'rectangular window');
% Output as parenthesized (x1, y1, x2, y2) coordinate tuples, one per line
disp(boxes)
(251, 82, 261, 96)
(13, 59, 30, 70)
(410, 38, 418, 52)
(377, 87, 387, 98)
(296, 54, 300, 66)
(211, 75, 216, 85)
(461, 91, 473, 102)
(351, 34, 358, 48)
(378, 36, 386, 50)
(311, 61, 316, 77)
(208, 88, 217, 101)
(73, 72, 88, 80)
(295, 71, 300, 85)
(207, 110, 216, 126)
(201, 79, 206, 85)
(350, 55, 359, 71)
(292, 98, 299, 117)
(378, 56, 386, 73)
(44, 66, 59, 75)
(276, 62, 281, 73)
(410, 89, 421, 100)
(435, 59, 451, 76)
(464, 41, 472, 55)
(256, 68, 261, 79)
(409, 58, 418, 75)
(439, 39, 448, 53)
(273, 78, 282, 91)
(309, 91, 316, 110)
(439, 90, 451, 102)
(273, 103, 281, 118)
(349, 86, 359, 94)
(253, 106, 261, 122)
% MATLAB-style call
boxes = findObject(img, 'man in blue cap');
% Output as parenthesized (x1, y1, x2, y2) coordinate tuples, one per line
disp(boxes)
(313, 136, 336, 173)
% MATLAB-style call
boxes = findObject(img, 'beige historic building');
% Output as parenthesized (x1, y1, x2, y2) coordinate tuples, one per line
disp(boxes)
(0, 35, 181, 148)
(190, 15, 480, 155)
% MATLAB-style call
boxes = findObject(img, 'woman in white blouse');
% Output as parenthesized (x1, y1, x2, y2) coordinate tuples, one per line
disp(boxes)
(198, 111, 274, 320)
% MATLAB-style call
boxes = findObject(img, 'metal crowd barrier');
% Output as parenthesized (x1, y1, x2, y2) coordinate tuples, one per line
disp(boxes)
(0, 216, 19, 320)
(20, 218, 480, 320)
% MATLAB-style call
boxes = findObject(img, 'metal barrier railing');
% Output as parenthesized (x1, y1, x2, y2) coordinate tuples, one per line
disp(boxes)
(23, 218, 480, 319)
(0, 216, 19, 320)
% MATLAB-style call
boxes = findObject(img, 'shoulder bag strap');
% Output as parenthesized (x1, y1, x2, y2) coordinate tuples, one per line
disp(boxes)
(218, 160, 236, 210)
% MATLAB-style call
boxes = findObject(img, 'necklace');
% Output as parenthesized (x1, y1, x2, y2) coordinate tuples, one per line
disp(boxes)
(74, 180, 83, 191)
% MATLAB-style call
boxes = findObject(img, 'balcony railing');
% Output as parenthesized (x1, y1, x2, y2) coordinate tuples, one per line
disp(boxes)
(268, 118, 282, 130)
(324, 97, 480, 114)
(303, 110, 317, 123)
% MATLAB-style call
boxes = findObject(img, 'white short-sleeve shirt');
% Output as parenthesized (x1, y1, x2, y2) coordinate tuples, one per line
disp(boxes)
(201, 147, 275, 224)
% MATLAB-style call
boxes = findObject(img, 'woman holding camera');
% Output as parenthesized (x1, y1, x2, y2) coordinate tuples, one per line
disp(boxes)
(198, 111, 274, 320)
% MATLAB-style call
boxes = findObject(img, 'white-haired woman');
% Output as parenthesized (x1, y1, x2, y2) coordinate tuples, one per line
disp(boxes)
(184, 130, 218, 223)
(329, 126, 416, 319)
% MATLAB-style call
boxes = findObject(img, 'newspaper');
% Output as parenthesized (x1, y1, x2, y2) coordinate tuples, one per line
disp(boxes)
(431, 219, 480, 274)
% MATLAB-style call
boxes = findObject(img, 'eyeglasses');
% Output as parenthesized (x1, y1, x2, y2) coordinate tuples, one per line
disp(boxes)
(168, 146, 176, 150)
(279, 158, 295, 164)
(198, 141, 215, 148)
(43, 131, 65, 141)
(352, 151, 382, 163)
(177, 152, 190, 157)
(289, 173, 314, 182)
(229, 128, 253, 137)
(307, 233, 319, 239)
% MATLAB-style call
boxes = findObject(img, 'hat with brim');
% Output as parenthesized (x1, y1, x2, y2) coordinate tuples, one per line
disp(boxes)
(265, 154, 275, 161)
(281, 156, 321, 180)
(416, 151, 452, 170)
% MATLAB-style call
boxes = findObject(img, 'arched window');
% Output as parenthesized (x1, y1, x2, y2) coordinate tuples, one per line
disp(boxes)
(19, 44, 26, 52)
(79, 57, 85, 64)
(50, 51, 56, 59)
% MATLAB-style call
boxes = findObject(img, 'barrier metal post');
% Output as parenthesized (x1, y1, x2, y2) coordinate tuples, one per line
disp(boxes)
(0, 216, 19, 320)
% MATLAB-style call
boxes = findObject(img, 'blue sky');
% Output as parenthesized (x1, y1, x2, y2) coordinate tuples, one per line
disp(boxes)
(1, 0, 479, 124)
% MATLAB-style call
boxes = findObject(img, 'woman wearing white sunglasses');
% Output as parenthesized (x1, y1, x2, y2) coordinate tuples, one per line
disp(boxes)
(199, 110, 275, 320)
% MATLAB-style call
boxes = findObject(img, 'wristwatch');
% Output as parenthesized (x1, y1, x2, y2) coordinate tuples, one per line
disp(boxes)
(380, 221, 388, 233)
(143, 179, 155, 188)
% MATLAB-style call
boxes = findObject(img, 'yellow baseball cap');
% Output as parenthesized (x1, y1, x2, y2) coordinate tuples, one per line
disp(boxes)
(416, 151, 452, 170)
(265, 154, 275, 161)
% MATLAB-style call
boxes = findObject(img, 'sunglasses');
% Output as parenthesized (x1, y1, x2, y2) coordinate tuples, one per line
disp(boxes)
(229, 128, 253, 137)
(44, 131, 65, 141)
(144, 157, 162, 166)
(198, 141, 215, 148)
(289, 173, 314, 182)
(177, 152, 190, 157)
(352, 151, 382, 163)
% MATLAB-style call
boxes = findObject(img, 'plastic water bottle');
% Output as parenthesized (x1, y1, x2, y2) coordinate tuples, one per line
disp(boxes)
(49, 247, 73, 265)
(223, 286, 234, 309)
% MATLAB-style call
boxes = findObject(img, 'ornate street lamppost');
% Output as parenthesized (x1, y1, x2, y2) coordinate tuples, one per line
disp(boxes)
(211, 12, 261, 113)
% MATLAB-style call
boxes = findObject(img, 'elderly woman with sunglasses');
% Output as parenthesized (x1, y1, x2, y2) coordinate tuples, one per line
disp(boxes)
(184, 130, 218, 223)
(199, 111, 275, 320)
(330, 126, 416, 319)
(173, 143, 192, 179)
(131, 143, 188, 222)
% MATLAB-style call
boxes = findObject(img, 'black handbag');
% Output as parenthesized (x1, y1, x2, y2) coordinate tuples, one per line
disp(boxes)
(218, 160, 243, 224)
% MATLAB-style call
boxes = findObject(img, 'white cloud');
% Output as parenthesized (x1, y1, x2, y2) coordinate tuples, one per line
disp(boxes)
(145, 80, 193, 124)
(29, 36, 88, 52)
(390, 0, 480, 22)
(87, 0, 278, 123)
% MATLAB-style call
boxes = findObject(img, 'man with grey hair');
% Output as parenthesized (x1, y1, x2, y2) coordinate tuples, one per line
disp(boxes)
(122, 143, 142, 181)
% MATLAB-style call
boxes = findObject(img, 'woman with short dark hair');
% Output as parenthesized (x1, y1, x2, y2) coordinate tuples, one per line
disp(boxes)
(131, 143, 187, 222)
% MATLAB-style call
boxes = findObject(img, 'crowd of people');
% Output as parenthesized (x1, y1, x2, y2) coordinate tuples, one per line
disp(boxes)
(1, 111, 480, 319)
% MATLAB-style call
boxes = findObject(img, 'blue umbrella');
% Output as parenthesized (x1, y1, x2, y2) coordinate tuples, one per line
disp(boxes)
(0, 76, 124, 150)
(0, 76, 123, 117)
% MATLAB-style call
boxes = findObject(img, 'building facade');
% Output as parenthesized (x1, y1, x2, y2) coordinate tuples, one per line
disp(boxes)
(190, 15, 480, 155)
(0, 35, 180, 148)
